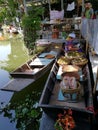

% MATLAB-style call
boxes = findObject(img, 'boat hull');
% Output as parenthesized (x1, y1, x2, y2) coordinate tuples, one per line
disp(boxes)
(38, 60, 94, 120)
(10, 49, 58, 79)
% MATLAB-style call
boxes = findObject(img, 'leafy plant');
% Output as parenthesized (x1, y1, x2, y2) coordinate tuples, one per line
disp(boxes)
(54, 109, 75, 130)
(0, 91, 42, 130)
(0, 0, 19, 24)
(22, 4, 44, 54)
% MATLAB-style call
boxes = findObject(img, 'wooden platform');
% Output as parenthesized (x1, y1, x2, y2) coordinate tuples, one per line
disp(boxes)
(1, 78, 34, 92)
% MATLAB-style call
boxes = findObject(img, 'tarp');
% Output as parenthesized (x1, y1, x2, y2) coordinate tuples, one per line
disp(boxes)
(81, 18, 98, 54)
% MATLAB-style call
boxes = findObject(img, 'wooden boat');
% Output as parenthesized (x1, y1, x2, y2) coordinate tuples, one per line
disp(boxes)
(10, 50, 58, 79)
(1, 49, 60, 92)
(38, 56, 95, 128)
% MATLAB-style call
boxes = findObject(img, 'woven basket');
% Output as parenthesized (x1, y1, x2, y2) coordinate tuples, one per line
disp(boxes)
(65, 52, 84, 60)
(71, 59, 88, 67)
(61, 82, 80, 94)
(60, 82, 81, 101)
(57, 56, 70, 65)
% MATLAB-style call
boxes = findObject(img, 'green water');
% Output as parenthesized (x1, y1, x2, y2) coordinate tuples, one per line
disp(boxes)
(0, 38, 47, 130)
(0, 39, 32, 71)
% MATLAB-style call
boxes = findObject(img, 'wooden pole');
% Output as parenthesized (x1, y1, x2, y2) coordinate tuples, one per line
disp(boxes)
(82, 0, 85, 17)
(48, 0, 51, 12)
(61, 0, 64, 10)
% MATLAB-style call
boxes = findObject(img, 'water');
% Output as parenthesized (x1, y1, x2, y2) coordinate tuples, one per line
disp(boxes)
(0, 38, 32, 130)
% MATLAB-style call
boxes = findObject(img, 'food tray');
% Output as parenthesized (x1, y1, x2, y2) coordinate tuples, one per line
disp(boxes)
(71, 58, 88, 66)
(65, 51, 84, 60)
(57, 56, 70, 65)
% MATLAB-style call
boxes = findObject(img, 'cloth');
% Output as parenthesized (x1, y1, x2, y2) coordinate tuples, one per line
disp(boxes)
(68, 33, 76, 38)
(50, 10, 64, 20)
(66, 2, 75, 11)
(81, 18, 98, 54)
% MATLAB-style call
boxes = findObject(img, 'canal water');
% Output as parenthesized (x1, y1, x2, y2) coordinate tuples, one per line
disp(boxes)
(0, 38, 47, 130)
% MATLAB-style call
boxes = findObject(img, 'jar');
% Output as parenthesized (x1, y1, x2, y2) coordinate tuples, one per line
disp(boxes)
(52, 27, 59, 39)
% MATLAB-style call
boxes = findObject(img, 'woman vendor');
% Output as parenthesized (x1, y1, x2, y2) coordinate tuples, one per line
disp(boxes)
(62, 32, 80, 53)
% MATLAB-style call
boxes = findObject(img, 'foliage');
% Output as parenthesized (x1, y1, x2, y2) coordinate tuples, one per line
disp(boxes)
(22, 4, 44, 54)
(0, 0, 44, 54)
(0, 0, 18, 24)
(54, 109, 75, 130)
(0, 91, 42, 130)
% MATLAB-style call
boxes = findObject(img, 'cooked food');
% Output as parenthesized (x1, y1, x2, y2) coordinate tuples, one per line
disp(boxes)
(72, 57, 88, 66)
(45, 54, 55, 59)
(62, 65, 80, 72)
(57, 56, 70, 65)
(65, 51, 84, 59)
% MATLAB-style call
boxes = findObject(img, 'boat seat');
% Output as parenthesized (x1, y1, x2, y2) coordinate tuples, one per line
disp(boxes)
(20, 63, 32, 72)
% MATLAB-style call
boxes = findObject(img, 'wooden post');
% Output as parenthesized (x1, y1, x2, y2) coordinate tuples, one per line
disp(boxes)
(48, 0, 51, 12)
(61, 0, 64, 10)
(82, 0, 85, 17)
(23, 0, 27, 15)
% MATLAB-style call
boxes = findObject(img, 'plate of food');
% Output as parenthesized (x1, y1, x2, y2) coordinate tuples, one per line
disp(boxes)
(71, 57, 88, 66)
(45, 54, 55, 59)
(57, 56, 70, 65)
(65, 51, 84, 59)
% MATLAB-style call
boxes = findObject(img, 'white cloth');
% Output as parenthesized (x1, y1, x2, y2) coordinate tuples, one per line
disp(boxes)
(81, 18, 98, 54)
(93, 19, 98, 54)
(66, 2, 75, 11)
(68, 33, 76, 38)
(29, 58, 53, 66)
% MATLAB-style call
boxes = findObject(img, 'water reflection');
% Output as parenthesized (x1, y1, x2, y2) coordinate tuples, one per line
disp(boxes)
(0, 39, 49, 130)
(0, 39, 31, 71)
(0, 69, 10, 87)
(0, 42, 11, 61)
(0, 113, 16, 130)
(0, 39, 32, 130)
(0, 70, 16, 130)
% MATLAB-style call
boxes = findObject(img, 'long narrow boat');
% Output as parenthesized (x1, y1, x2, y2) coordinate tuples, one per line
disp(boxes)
(38, 51, 95, 129)
(10, 50, 58, 78)
(1, 49, 60, 92)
